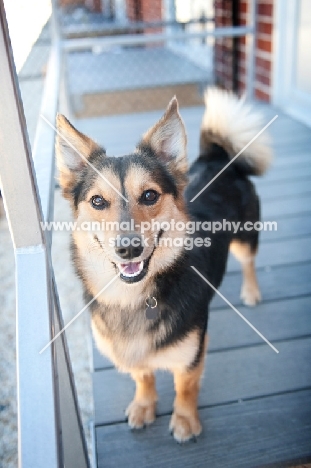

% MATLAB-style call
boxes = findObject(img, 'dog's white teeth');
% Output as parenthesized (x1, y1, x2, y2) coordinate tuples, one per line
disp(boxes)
(118, 261, 144, 277)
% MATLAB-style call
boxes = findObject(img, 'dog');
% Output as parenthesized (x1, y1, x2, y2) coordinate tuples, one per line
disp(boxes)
(56, 88, 271, 442)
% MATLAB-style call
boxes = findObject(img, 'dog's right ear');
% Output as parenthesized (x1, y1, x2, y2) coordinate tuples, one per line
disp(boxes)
(55, 114, 103, 197)
(138, 97, 188, 176)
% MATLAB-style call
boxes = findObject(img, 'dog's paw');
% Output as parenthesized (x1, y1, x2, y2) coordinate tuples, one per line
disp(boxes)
(241, 284, 261, 306)
(169, 412, 202, 443)
(125, 400, 156, 429)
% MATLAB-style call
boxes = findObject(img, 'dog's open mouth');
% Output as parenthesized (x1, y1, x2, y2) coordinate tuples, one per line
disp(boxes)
(118, 261, 144, 278)
(114, 230, 163, 284)
(116, 258, 149, 284)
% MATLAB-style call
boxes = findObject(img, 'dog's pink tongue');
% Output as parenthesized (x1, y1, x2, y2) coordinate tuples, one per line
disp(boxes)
(121, 262, 141, 275)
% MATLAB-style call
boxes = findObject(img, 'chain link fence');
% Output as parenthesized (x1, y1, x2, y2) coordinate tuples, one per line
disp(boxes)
(59, 0, 215, 119)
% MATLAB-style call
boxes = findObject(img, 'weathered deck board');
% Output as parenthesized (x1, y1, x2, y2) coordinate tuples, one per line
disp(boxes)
(93, 337, 311, 425)
(89, 103, 311, 467)
(227, 236, 311, 272)
(259, 178, 311, 200)
(262, 195, 311, 218)
(212, 261, 311, 309)
(96, 389, 311, 468)
(255, 166, 311, 185)
(260, 213, 311, 242)
(76, 105, 311, 161)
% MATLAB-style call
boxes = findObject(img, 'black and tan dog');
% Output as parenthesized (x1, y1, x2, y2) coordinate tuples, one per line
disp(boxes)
(56, 88, 271, 442)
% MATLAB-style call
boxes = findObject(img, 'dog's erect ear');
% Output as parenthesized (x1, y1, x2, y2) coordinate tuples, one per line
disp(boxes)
(139, 97, 188, 175)
(56, 114, 103, 197)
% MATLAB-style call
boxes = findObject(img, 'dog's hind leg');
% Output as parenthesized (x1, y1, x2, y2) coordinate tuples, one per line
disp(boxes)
(169, 334, 207, 443)
(126, 370, 157, 429)
(230, 239, 261, 306)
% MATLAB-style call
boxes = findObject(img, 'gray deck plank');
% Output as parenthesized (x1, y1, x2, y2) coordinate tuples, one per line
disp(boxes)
(212, 260, 311, 309)
(93, 337, 311, 425)
(260, 213, 311, 242)
(76, 105, 311, 160)
(227, 236, 311, 272)
(255, 165, 311, 185)
(96, 389, 311, 468)
(261, 194, 311, 218)
(267, 151, 311, 167)
(272, 142, 311, 156)
(258, 178, 311, 201)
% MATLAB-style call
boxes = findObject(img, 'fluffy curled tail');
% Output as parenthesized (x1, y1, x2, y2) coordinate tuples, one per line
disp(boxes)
(200, 88, 273, 176)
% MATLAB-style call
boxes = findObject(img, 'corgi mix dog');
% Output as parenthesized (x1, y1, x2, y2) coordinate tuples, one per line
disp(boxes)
(56, 88, 271, 442)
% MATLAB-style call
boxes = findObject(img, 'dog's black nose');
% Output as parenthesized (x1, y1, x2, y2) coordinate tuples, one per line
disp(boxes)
(115, 234, 144, 260)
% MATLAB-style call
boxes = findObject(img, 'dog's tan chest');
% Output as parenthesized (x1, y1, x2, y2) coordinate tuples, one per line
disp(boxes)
(146, 331, 199, 371)
(92, 317, 199, 372)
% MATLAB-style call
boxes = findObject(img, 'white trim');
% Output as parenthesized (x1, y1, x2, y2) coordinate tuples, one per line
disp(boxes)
(64, 26, 254, 51)
(272, 0, 311, 126)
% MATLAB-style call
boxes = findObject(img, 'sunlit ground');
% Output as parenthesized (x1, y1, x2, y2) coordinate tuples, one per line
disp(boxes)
(3, 0, 51, 73)
(175, 0, 213, 23)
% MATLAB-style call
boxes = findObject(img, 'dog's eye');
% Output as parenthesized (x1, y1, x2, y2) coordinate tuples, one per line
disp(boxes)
(140, 189, 159, 205)
(90, 195, 108, 210)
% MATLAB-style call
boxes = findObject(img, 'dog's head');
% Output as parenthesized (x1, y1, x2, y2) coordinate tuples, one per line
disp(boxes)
(56, 98, 189, 291)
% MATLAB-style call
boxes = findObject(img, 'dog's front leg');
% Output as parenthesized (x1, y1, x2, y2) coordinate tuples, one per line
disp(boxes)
(126, 370, 158, 429)
(170, 341, 206, 442)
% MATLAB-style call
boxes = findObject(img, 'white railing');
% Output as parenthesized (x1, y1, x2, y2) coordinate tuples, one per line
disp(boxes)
(0, 0, 256, 466)
(0, 0, 90, 466)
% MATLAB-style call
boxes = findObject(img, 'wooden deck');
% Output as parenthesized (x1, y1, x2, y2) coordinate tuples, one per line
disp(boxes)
(77, 103, 311, 467)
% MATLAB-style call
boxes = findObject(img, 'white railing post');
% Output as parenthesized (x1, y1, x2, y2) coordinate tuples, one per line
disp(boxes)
(0, 2, 61, 466)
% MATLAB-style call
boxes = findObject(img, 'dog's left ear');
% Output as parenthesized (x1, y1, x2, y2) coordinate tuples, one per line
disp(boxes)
(139, 97, 187, 175)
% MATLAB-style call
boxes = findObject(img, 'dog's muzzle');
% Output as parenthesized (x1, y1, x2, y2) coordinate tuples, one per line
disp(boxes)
(114, 231, 163, 284)
(114, 234, 146, 283)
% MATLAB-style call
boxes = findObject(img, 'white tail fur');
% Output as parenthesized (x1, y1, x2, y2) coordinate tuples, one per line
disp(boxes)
(201, 88, 273, 175)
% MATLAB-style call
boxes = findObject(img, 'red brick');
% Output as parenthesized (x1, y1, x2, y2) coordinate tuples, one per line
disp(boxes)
(238, 64, 246, 75)
(60, 0, 84, 6)
(240, 2, 248, 14)
(238, 50, 246, 62)
(255, 71, 271, 86)
(257, 21, 273, 35)
(141, 0, 162, 22)
(255, 88, 270, 102)
(256, 37, 272, 53)
(238, 80, 246, 94)
(255, 56, 272, 72)
(257, 3, 273, 17)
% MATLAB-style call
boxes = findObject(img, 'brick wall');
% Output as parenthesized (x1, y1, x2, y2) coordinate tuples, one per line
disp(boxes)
(126, 0, 162, 23)
(140, 0, 162, 23)
(214, 0, 238, 92)
(60, 0, 102, 12)
(59, 0, 85, 7)
(239, 0, 273, 101)
(215, 0, 274, 102)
